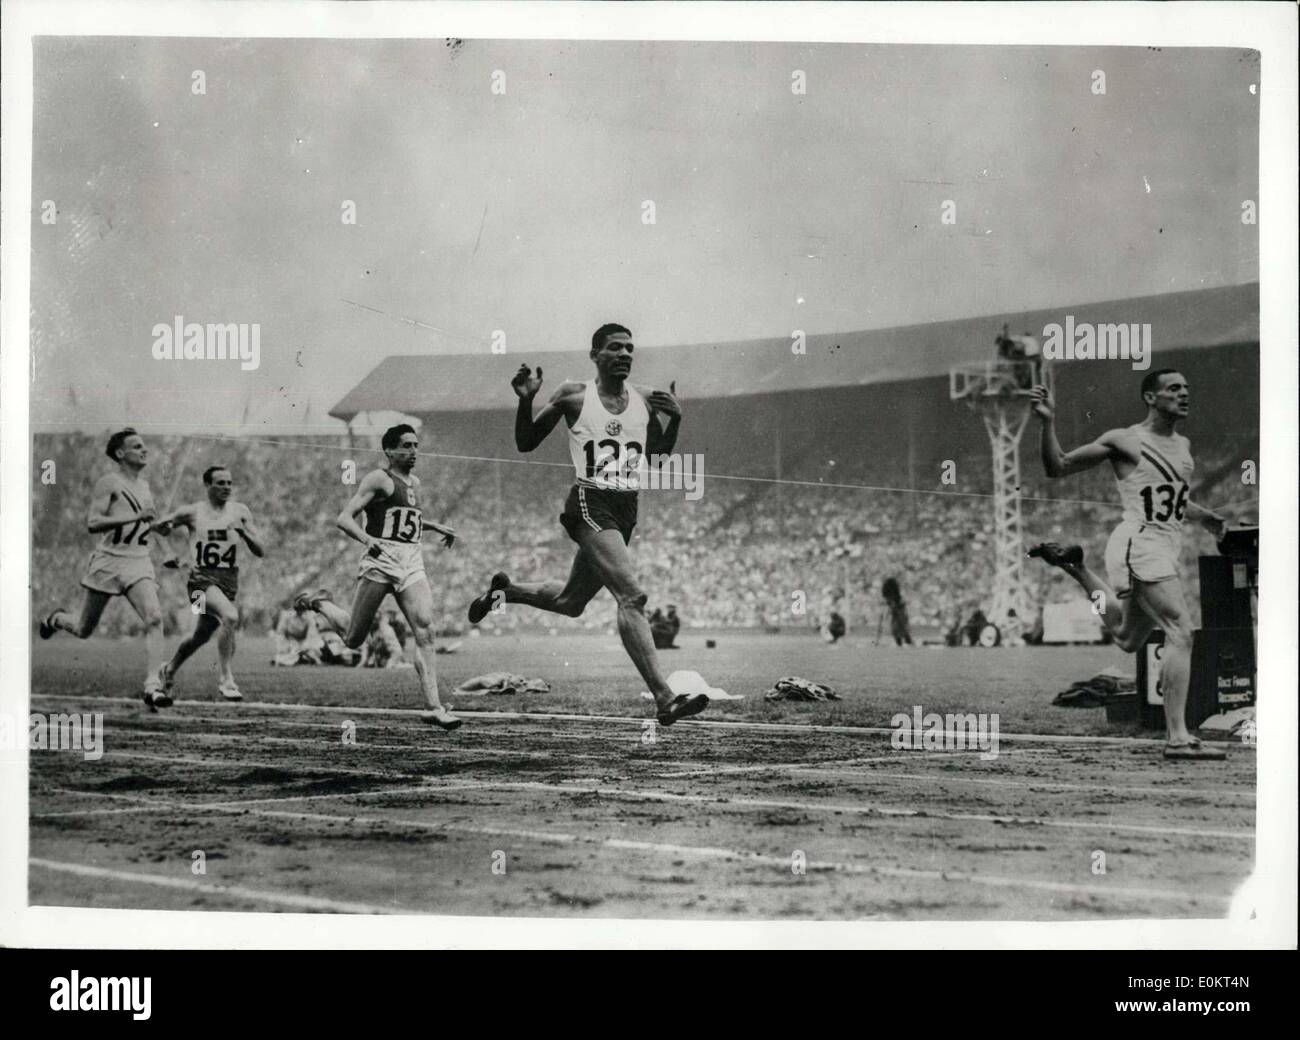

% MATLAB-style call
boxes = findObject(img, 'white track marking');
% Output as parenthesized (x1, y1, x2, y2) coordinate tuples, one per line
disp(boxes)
(30, 692, 1228, 749)
(349, 778, 1254, 842)
(788, 768, 1256, 801)
(42, 774, 1253, 844)
(649, 749, 1034, 779)
(151, 732, 557, 759)
(29, 792, 1229, 908)
(72, 724, 1254, 801)
(30, 858, 400, 915)
(679, 763, 1256, 802)
(96, 750, 418, 778)
(35, 781, 505, 818)
(35, 804, 170, 819)
(29, 708, 1250, 803)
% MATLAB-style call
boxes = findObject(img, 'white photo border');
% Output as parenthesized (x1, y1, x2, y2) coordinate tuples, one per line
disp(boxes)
(2, 0, 1295, 950)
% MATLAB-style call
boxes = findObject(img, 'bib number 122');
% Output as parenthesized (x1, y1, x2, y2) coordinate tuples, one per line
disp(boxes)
(583, 439, 643, 482)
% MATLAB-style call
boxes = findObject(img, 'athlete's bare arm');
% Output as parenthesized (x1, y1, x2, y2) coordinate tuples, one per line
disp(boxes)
(512, 365, 585, 451)
(150, 502, 197, 537)
(337, 470, 396, 559)
(151, 502, 199, 569)
(1185, 498, 1229, 538)
(85, 476, 154, 535)
(409, 477, 456, 547)
(423, 519, 457, 548)
(641, 381, 682, 456)
(1031, 385, 1134, 479)
(232, 503, 266, 558)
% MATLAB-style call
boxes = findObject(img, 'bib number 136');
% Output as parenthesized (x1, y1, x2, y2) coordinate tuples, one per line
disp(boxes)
(1140, 483, 1188, 523)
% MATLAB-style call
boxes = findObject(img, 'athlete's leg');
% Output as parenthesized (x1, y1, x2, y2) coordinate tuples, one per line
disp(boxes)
(374, 613, 405, 667)
(168, 611, 221, 675)
(313, 579, 390, 649)
(1132, 578, 1197, 744)
(1036, 548, 1155, 649)
(574, 527, 674, 707)
(499, 549, 606, 618)
(393, 578, 448, 711)
(1054, 559, 1135, 638)
(206, 588, 240, 684)
(122, 579, 165, 680)
(51, 590, 113, 639)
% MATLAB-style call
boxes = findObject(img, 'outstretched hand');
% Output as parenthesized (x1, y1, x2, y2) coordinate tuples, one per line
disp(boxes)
(1029, 384, 1054, 421)
(511, 364, 543, 399)
(647, 380, 680, 419)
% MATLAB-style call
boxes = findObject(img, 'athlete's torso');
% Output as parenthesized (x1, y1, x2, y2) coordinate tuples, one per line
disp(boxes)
(96, 473, 156, 557)
(363, 469, 423, 542)
(568, 381, 651, 491)
(1115, 425, 1194, 534)
(190, 500, 243, 572)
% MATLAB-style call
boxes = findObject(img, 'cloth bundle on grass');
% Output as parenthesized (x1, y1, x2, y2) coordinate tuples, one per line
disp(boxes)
(764, 676, 841, 701)
(1052, 667, 1135, 708)
(452, 673, 550, 696)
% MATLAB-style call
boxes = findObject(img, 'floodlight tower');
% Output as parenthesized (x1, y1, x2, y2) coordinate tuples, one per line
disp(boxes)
(949, 339, 1052, 625)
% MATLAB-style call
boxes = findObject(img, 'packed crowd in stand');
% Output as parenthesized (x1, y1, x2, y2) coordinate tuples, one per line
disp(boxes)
(32, 429, 1251, 639)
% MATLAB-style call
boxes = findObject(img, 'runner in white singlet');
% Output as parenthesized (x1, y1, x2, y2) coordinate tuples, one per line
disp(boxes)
(1027, 370, 1238, 761)
(465, 322, 709, 726)
(151, 465, 264, 702)
(37, 428, 170, 709)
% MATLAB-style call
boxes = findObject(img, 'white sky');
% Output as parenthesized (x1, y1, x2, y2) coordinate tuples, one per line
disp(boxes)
(29, 38, 1259, 431)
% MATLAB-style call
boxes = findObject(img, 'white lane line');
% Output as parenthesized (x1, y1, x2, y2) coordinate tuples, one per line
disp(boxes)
(30, 791, 1228, 908)
(30, 726, 1250, 806)
(649, 749, 1036, 779)
(702, 764, 1257, 802)
(88, 730, 1253, 801)
(29, 693, 1219, 748)
(29, 858, 400, 915)
(140, 732, 557, 759)
(34, 781, 505, 818)
(45, 775, 1252, 848)
(352, 778, 1253, 842)
(93, 750, 416, 778)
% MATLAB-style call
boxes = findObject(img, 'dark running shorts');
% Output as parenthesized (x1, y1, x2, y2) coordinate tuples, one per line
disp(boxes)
(188, 567, 239, 602)
(560, 483, 638, 545)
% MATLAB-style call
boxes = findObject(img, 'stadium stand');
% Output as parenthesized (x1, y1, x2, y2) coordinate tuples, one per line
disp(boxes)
(32, 285, 1258, 639)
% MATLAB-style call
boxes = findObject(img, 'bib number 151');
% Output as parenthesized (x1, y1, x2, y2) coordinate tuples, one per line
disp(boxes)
(383, 507, 422, 543)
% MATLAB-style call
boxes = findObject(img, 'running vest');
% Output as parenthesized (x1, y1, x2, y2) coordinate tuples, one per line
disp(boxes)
(97, 473, 156, 557)
(363, 470, 423, 542)
(1116, 426, 1195, 534)
(568, 381, 651, 491)
(190, 500, 242, 571)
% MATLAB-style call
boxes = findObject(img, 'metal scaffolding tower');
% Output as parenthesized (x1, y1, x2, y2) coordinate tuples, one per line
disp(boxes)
(949, 354, 1051, 625)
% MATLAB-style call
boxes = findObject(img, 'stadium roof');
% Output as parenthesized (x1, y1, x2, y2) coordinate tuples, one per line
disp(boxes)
(330, 282, 1258, 420)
